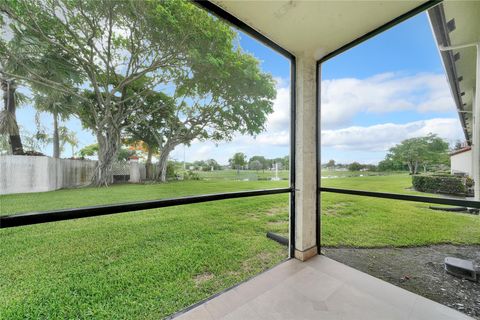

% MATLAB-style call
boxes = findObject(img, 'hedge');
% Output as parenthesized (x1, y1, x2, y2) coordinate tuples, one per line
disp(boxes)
(412, 174, 466, 195)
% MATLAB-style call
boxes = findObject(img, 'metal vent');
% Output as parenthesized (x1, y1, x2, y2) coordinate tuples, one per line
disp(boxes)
(446, 18, 456, 32)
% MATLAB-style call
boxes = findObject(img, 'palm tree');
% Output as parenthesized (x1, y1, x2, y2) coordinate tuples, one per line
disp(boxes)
(58, 126, 78, 157)
(34, 92, 74, 158)
(1, 29, 80, 158)
(0, 75, 24, 154)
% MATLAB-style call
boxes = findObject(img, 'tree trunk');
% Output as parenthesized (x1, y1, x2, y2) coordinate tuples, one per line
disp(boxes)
(156, 144, 175, 182)
(407, 162, 413, 175)
(52, 111, 60, 158)
(146, 148, 153, 180)
(91, 130, 121, 187)
(2, 79, 23, 155)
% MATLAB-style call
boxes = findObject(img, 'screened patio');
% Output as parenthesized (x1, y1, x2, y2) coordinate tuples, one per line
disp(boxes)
(1, 0, 479, 319)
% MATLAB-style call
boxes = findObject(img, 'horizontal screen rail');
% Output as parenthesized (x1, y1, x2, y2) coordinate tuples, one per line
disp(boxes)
(320, 187, 480, 209)
(0, 188, 293, 229)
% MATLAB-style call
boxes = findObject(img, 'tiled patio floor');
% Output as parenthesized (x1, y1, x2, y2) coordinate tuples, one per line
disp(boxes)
(173, 255, 473, 320)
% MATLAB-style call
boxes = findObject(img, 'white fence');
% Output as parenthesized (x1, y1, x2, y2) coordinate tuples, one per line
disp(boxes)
(0, 155, 98, 195)
(0, 155, 152, 195)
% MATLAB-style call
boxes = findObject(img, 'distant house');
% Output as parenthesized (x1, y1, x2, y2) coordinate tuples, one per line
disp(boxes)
(450, 146, 472, 176)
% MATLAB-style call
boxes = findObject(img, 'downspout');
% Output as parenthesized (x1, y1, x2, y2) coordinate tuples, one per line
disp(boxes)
(440, 42, 480, 200)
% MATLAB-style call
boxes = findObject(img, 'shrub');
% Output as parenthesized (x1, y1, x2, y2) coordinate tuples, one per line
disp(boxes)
(464, 177, 474, 187)
(166, 162, 177, 180)
(183, 170, 200, 181)
(412, 174, 466, 195)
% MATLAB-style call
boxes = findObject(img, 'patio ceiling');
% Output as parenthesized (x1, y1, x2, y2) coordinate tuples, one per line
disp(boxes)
(210, 0, 429, 58)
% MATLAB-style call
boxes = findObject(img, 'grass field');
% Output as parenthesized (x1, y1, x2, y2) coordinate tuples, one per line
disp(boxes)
(0, 193, 289, 319)
(196, 169, 289, 181)
(0, 179, 289, 216)
(321, 173, 480, 247)
(1, 171, 479, 319)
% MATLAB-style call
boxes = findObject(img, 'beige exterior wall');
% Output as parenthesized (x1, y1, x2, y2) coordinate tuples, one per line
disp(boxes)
(450, 150, 473, 177)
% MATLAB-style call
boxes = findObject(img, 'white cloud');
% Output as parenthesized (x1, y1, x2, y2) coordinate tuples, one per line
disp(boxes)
(264, 85, 290, 132)
(321, 72, 455, 129)
(255, 130, 290, 146)
(226, 81, 291, 147)
(170, 80, 292, 163)
(171, 72, 461, 164)
(321, 118, 463, 152)
(193, 145, 214, 159)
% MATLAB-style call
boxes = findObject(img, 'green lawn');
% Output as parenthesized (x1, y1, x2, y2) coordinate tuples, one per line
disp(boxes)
(0, 193, 289, 319)
(0, 179, 289, 216)
(1, 172, 479, 319)
(321, 169, 406, 178)
(195, 169, 289, 181)
(321, 172, 414, 193)
(321, 174, 480, 247)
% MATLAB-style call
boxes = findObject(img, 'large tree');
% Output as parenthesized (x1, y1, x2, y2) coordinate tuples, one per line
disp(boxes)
(123, 90, 175, 180)
(229, 152, 246, 174)
(386, 134, 449, 175)
(325, 159, 336, 170)
(119, 16, 276, 182)
(249, 160, 262, 171)
(249, 156, 268, 172)
(1, 0, 271, 186)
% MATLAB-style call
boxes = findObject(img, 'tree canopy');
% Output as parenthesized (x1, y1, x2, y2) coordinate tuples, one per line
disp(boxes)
(386, 134, 449, 174)
(229, 152, 246, 173)
(0, 0, 276, 185)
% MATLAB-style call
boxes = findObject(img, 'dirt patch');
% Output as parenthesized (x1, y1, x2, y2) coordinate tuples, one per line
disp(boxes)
(323, 245, 480, 319)
(193, 272, 214, 286)
(228, 251, 278, 277)
(323, 203, 349, 216)
(267, 220, 287, 226)
(242, 251, 275, 271)
(265, 207, 286, 216)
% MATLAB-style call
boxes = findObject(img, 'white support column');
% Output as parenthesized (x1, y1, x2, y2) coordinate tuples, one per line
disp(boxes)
(294, 52, 318, 261)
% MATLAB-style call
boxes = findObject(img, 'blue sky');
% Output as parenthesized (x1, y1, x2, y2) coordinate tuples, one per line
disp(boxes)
(12, 11, 463, 166)
(320, 12, 462, 164)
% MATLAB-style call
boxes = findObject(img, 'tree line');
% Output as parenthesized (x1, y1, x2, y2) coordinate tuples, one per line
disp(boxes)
(324, 134, 451, 174)
(0, 0, 276, 186)
(229, 153, 289, 172)
(169, 153, 289, 173)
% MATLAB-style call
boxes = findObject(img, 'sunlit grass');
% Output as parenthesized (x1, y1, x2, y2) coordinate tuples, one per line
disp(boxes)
(0, 179, 289, 216)
(321, 173, 480, 247)
(1, 172, 479, 319)
(0, 194, 289, 319)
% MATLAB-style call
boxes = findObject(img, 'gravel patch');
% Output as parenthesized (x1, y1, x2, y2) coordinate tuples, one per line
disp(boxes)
(324, 245, 480, 319)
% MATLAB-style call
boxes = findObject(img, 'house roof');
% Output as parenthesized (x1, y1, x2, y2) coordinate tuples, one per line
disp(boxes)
(428, 2, 480, 145)
(450, 146, 472, 156)
(209, 0, 430, 58)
